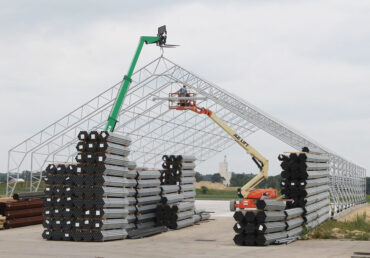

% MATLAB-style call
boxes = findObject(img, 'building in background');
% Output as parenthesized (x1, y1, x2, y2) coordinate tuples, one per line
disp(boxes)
(219, 155, 232, 186)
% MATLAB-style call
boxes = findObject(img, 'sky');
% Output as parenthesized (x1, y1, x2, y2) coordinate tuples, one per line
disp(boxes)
(0, 0, 369, 176)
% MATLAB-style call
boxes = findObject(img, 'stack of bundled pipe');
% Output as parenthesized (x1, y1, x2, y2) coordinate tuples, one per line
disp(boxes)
(0, 198, 44, 229)
(42, 131, 133, 242)
(127, 167, 163, 234)
(279, 147, 330, 229)
(156, 155, 198, 229)
(233, 200, 304, 246)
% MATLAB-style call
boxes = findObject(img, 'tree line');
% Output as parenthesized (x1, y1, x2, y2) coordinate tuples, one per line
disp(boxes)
(195, 172, 282, 191)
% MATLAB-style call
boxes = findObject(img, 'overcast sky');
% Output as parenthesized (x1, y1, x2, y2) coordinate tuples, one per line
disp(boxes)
(0, 0, 369, 176)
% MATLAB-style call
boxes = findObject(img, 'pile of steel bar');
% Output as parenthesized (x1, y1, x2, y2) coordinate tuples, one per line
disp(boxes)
(233, 201, 303, 246)
(42, 131, 133, 241)
(156, 155, 209, 229)
(13, 192, 46, 201)
(126, 167, 166, 237)
(279, 147, 330, 229)
(0, 198, 43, 229)
(233, 147, 330, 246)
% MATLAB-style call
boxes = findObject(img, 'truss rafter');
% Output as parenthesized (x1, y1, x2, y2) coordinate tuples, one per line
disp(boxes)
(7, 56, 366, 217)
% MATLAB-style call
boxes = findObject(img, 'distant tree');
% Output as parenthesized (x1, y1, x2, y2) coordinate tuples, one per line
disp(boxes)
(211, 173, 225, 183)
(195, 172, 203, 182)
(230, 173, 281, 191)
(200, 186, 209, 194)
(367, 177, 370, 195)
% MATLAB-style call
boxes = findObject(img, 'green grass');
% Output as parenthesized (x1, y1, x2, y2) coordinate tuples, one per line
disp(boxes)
(367, 195, 370, 203)
(195, 188, 238, 200)
(302, 212, 370, 241)
(0, 181, 46, 196)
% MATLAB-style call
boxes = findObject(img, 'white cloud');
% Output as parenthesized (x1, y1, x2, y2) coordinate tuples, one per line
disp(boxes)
(0, 0, 369, 176)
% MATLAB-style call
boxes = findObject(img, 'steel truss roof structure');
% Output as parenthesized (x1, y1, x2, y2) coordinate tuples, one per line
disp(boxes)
(7, 56, 366, 216)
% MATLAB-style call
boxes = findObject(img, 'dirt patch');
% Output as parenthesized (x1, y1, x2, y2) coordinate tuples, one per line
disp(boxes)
(337, 205, 370, 222)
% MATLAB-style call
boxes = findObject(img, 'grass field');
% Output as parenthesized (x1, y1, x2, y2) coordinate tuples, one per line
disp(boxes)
(195, 188, 238, 200)
(0, 181, 46, 196)
(367, 195, 370, 202)
(302, 212, 370, 240)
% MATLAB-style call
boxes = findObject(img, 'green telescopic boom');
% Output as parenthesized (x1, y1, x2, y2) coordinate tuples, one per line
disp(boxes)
(105, 26, 168, 132)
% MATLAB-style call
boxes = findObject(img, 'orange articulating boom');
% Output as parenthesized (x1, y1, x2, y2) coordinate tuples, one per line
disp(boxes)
(165, 92, 277, 210)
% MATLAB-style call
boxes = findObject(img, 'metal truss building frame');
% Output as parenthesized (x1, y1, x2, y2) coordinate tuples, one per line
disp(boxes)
(7, 56, 366, 216)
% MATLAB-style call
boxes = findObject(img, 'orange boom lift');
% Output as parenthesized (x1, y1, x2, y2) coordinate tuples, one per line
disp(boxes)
(154, 91, 277, 210)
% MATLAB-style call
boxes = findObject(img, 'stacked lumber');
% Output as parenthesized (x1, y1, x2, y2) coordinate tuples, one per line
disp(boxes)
(0, 198, 43, 229)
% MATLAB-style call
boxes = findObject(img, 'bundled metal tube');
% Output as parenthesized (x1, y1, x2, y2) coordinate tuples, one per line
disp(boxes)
(256, 200, 286, 211)
(286, 217, 304, 230)
(136, 188, 161, 197)
(171, 217, 194, 229)
(92, 164, 130, 178)
(93, 176, 136, 187)
(92, 198, 129, 208)
(304, 191, 329, 206)
(180, 177, 195, 184)
(99, 131, 132, 146)
(287, 226, 302, 237)
(304, 177, 330, 188)
(304, 198, 330, 214)
(233, 211, 247, 223)
(298, 153, 329, 163)
(256, 231, 288, 246)
(137, 179, 161, 188)
(182, 191, 196, 199)
(180, 184, 195, 192)
(305, 170, 330, 179)
(92, 229, 128, 241)
(178, 170, 196, 177)
(96, 142, 130, 156)
(256, 221, 286, 234)
(127, 161, 137, 170)
(160, 185, 180, 194)
(161, 193, 184, 204)
(303, 185, 330, 198)
(173, 201, 194, 212)
(304, 162, 329, 171)
(13, 192, 46, 201)
(136, 204, 157, 214)
(173, 210, 194, 220)
(136, 195, 161, 205)
(95, 153, 129, 166)
(256, 211, 286, 223)
(284, 208, 304, 220)
(94, 219, 128, 230)
(135, 221, 156, 230)
(95, 208, 129, 219)
(178, 162, 196, 170)
(136, 170, 161, 179)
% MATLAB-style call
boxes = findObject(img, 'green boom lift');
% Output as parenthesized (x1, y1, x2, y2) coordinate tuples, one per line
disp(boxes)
(105, 25, 175, 132)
